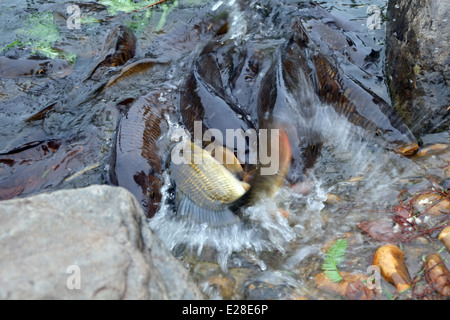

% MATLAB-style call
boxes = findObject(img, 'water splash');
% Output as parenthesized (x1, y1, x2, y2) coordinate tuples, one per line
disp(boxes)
(149, 170, 299, 271)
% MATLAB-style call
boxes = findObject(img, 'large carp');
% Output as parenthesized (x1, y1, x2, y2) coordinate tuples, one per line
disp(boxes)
(112, 90, 175, 218)
(180, 47, 257, 172)
(256, 34, 322, 184)
(168, 140, 247, 226)
(293, 21, 419, 156)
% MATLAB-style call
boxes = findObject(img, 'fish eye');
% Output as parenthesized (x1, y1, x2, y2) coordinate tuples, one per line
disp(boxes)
(244, 74, 254, 82)
(375, 129, 382, 136)
(311, 144, 316, 151)
(150, 190, 155, 199)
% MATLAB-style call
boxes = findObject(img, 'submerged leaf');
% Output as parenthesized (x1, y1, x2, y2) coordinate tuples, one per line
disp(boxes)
(13, 11, 77, 63)
(100, 0, 167, 15)
(18, 11, 59, 46)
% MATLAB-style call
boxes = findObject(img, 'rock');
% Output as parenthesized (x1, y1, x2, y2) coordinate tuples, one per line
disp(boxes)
(444, 165, 450, 179)
(424, 254, 450, 297)
(244, 281, 293, 300)
(413, 193, 450, 216)
(0, 185, 203, 300)
(438, 226, 450, 253)
(228, 267, 256, 299)
(372, 244, 412, 293)
(315, 272, 377, 300)
(325, 193, 342, 205)
(209, 274, 235, 299)
(386, 0, 450, 136)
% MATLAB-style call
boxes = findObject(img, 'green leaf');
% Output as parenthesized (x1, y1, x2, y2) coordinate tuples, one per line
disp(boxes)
(18, 11, 59, 46)
(100, 0, 163, 15)
(322, 238, 348, 283)
(155, 0, 178, 31)
(123, 9, 152, 32)
(12, 11, 77, 63)
(0, 39, 24, 52)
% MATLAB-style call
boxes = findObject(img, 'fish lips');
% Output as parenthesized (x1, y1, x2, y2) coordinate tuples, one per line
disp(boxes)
(395, 142, 419, 156)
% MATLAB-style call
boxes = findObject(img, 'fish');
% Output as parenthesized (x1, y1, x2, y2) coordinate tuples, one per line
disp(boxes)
(0, 138, 87, 200)
(0, 57, 72, 79)
(102, 58, 165, 92)
(112, 90, 175, 218)
(293, 20, 419, 156)
(256, 34, 322, 183)
(180, 49, 256, 172)
(312, 52, 418, 155)
(169, 140, 247, 226)
(229, 42, 267, 121)
(86, 25, 137, 81)
(145, 14, 229, 62)
(230, 128, 292, 209)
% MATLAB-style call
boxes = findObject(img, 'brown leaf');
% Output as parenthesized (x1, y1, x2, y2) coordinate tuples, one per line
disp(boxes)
(372, 244, 412, 292)
(358, 218, 403, 243)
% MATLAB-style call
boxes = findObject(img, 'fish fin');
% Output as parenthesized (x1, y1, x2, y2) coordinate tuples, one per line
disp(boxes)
(176, 191, 240, 227)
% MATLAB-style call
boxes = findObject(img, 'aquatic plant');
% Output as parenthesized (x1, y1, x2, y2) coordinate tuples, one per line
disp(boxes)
(0, 39, 24, 53)
(4, 11, 78, 63)
(99, 0, 168, 15)
(322, 238, 348, 282)
(99, 0, 179, 32)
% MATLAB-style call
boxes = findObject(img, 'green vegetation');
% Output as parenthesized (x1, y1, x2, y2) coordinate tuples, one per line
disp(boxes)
(322, 238, 348, 282)
(99, 0, 179, 32)
(1, 11, 77, 63)
(0, 0, 203, 62)
(99, 0, 163, 15)
(0, 39, 25, 53)
(18, 11, 60, 45)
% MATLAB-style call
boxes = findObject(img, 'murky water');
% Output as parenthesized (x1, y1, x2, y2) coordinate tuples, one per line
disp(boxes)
(0, 0, 448, 300)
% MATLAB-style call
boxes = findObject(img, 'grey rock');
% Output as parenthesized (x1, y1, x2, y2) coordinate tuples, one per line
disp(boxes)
(0, 185, 203, 300)
(386, 0, 450, 136)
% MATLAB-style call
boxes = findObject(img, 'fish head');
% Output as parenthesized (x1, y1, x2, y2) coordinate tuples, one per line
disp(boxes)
(133, 171, 162, 218)
(361, 98, 419, 156)
(145, 174, 163, 218)
(372, 127, 419, 156)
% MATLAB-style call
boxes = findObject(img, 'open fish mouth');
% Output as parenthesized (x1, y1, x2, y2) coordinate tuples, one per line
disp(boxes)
(396, 143, 419, 156)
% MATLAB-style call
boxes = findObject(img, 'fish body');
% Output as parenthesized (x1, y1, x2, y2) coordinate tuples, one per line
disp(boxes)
(0, 57, 72, 79)
(180, 50, 256, 169)
(293, 20, 418, 156)
(87, 25, 137, 80)
(113, 90, 174, 218)
(231, 129, 292, 209)
(312, 52, 418, 155)
(257, 35, 321, 183)
(169, 141, 246, 226)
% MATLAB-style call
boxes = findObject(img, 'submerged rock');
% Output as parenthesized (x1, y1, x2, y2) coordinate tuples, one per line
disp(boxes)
(0, 185, 203, 300)
(315, 272, 377, 300)
(424, 254, 450, 297)
(372, 244, 412, 293)
(439, 226, 450, 253)
(386, 0, 450, 136)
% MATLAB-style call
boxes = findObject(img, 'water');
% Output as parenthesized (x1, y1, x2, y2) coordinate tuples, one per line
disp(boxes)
(0, 0, 448, 300)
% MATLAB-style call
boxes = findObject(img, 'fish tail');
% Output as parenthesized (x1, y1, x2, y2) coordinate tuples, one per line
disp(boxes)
(278, 129, 292, 178)
(176, 191, 240, 227)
